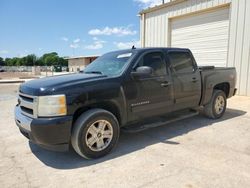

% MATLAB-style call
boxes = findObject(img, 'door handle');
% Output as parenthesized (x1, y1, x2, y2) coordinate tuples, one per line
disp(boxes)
(161, 82, 170, 87)
(192, 77, 197, 83)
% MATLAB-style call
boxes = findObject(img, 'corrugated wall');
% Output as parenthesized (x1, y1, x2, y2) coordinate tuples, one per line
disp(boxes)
(142, 0, 231, 47)
(227, 0, 250, 96)
(141, 0, 250, 96)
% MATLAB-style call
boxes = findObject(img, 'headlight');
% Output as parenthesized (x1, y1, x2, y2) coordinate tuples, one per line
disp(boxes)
(37, 95, 67, 117)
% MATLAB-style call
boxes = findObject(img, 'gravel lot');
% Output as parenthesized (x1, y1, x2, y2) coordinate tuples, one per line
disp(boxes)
(0, 84, 250, 188)
(0, 72, 37, 79)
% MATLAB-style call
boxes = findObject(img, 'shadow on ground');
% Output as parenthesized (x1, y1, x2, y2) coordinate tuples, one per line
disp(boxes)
(29, 108, 246, 169)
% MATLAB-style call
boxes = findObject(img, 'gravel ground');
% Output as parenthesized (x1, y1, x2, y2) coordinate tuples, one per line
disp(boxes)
(0, 84, 250, 188)
(0, 72, 37, 79)
(0, 72, 72, 80)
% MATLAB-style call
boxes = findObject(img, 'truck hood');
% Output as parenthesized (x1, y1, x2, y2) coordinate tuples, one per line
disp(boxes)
(19, 73, 107, 96)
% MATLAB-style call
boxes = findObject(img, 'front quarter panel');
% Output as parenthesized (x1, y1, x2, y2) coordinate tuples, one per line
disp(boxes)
(64, 77, 127, 125)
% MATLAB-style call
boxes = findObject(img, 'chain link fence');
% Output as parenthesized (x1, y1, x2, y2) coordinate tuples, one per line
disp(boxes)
(1, 66, 68, 72)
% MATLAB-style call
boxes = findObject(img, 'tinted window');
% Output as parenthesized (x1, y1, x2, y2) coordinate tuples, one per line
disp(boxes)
(168, 52, 194, 74)
(136, 52, 166, 76)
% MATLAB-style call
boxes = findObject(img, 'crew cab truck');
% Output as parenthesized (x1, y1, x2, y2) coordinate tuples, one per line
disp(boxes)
(15, 48, 237, 159)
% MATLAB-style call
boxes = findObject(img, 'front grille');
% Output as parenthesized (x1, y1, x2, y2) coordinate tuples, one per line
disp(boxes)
(20, 95, 33, 103)
(18, 92, 37, 118)
(20, 106, 33, 115)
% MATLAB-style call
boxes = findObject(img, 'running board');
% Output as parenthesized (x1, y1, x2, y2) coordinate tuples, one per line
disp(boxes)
(122, 110, 199, 133)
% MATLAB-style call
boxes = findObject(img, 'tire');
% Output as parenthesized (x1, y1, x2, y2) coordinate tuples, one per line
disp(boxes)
(71, 109, 120, 159)
(204, 89, 227, 119)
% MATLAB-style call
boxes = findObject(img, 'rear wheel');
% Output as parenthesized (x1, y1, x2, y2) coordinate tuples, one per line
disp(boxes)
(204, 90, 227, 119)
(71, 109, 120, 159)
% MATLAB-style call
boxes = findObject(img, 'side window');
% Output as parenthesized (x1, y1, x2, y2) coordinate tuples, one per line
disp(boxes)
(168, 52, 195, 74)
(137, 52, 166, 76)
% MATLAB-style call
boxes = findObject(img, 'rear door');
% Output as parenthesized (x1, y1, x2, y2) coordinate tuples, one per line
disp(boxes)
(167, 50, 202, 110)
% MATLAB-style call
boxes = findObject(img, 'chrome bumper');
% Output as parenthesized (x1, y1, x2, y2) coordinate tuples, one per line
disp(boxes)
(15, 106, 32, 132)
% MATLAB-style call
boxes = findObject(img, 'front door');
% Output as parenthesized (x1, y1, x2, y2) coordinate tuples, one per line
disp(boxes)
(127, 51, 174, 119)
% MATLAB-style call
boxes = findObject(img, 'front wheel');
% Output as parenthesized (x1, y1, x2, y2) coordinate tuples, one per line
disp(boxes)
(71, 109, 120, 159)
(204, 90, 227, 119)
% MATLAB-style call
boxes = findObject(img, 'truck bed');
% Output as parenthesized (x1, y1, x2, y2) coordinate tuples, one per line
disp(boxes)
(199, 66, 236, 106)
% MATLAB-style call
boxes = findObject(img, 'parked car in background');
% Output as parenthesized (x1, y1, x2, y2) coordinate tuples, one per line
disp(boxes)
(15, 48, 237, 159)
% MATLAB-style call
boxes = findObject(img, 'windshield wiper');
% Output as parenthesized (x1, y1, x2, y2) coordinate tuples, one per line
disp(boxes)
(84, 71, 103, 75)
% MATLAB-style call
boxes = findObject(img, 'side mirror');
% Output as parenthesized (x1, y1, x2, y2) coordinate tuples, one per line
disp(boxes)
(131, 66, 153, 78)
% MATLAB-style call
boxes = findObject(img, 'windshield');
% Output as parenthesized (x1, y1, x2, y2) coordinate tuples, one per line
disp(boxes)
(84, 51, 135, 76)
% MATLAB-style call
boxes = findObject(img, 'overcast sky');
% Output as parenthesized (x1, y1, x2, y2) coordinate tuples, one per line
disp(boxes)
(0, 0, 163, 58)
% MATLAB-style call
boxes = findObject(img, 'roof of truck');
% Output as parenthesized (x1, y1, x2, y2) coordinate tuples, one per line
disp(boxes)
(109, 47, 190, 54)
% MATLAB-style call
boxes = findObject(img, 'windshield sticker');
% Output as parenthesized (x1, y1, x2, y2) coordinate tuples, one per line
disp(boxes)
(117, 53, 132, 59)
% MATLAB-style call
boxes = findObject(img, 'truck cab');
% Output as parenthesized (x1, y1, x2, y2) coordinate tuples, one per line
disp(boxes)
(125, 48, 202, 120)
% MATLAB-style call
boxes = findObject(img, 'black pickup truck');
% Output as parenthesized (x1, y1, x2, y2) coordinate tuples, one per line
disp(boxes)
(15, 48, 237, 159)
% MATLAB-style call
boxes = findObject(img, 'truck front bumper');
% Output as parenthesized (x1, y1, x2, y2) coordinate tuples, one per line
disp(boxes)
(15, 106, 73, 151)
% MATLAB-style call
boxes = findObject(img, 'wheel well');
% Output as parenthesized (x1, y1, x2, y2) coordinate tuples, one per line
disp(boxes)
(214, 82, 230, 97)
(72, 102, 121, 128)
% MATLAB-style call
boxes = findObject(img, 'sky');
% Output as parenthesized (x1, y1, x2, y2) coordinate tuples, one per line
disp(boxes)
(0, 0, 163, 58)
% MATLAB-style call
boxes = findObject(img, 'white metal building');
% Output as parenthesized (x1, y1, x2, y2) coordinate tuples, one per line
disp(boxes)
(140, 0, 250, 96)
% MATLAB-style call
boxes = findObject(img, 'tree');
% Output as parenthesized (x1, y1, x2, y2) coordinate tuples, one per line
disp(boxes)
(58, 57, 68, 66)
(0, 57, 5, 66)
(15, 58, 24, 66)
(3, 52, 68, 67)
(6, 57, 19, 66)
(40, 52, 58, 66)
(25, 54, 37, 66)
(5, 58, 12, 66)
(35, 58, 44, 66)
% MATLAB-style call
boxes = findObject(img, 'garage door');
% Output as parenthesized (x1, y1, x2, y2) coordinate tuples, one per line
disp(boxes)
(171, 7, 230, 67)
